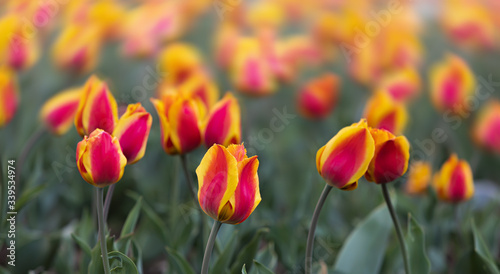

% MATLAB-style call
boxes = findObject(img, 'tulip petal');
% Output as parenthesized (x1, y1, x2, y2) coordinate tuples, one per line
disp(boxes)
(169, 98, 202, 154)
(371, 136, 410, 183)
(196, 145, 238, 220)
(204, 93, 241, 147)
(40, 88, 81, 135)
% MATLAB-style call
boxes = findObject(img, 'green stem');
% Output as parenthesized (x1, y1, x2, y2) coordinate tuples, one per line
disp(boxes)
(103, 184, 115, 222)
(201, 221, 222, 274)
(96, 187, 111, 274)
(381, 184, 409, 274)
(180, 154, 197, 200)
(305, 184, 332, 274)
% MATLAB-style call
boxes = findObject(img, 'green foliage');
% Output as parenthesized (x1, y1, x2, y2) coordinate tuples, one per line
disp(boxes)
(406, 214, 431, 274)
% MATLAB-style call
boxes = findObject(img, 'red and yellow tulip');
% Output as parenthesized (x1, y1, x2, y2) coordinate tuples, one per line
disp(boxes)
(0, 14, 40, 71)
(39, 87, 82, 135)
(158, 43, 203, 85)
(433, 154, 474, 203)
(364, 91, 408, 135)
(377, 67, 421, 103)
(364, 128, 410, 184)
(297, 73, 339, 119)
(151, 91, 205, 155)
(405, 161, 432, 195)
(203, 93, 241, 148)
(176, 72, 220, 111)
(0, 66, 18, 128)
(112, 103, 152, 164)
(316, 119, 375, 190)
(472, 100, 500, 154)
(74, 75, 118, 137)
(76, 129, 127, 187)
(429, 54, 475, 114)
(196, 144, 261, 224)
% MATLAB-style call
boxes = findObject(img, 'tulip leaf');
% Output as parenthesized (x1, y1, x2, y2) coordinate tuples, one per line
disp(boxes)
(131, 240, 143, 274)
(253, 260, 275, 274)
(471, 219, 500, 274)
(230, 228, 269, 274)
(406, 214, 431, 274)
(241, 264, 248, 274)
(116, 197, 142, 253)
(15, 184, 47, 212)
(165, 246, 196, 274)
(71, 233, 92, 256)
(211, 230, 240, 274)
(88, 236, 115, 274)
(333, 203, 392, 274)
(108, 251, 138, 274)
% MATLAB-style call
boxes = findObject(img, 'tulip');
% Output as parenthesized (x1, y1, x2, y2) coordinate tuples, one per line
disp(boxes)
(472, 100, 500, 154)
(157, 43, 202, 85)
(197, 143, 261, 274)
(203, 93, 241, 148)
(196, 143, 261, 224)
(246, 1, 285, 31)
(297, 73, 339, 119)
(429, 54, 475, 115)
(112, 103, 152, 164)
(0, 15, 40, 71)
(316, 119, 375, 190)
(176, 72, 220, 110)
(39, 88, 82, 135)
(74, 75, 118, 137)
(364, 128, 410, 184)
(380, 31, 423, 70)
(433, 154, 474, 203)
(76, 129, 127, 187)
(377, 67, 421, 103)
(214, 23, 240, 69)
(0, 66, 18, 128)
(364, 91, 408, 135)
(405, 161, 432, 195)
(52, 23, 102, 74)
(150, 91, 205, 155)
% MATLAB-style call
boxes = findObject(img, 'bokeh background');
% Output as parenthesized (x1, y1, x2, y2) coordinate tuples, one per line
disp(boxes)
(1, 0, 500, 273)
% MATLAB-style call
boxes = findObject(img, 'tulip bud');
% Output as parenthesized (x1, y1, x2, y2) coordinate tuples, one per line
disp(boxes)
(0, 66, 18, 128)
(39, 87, 82, 135)
(405, 161, 432, 195)
(364, 128, 410, 184)
(377, 67, 421, 103)
(429, 54, 475, 115)
(52, 23, 102, 74)
(151, 92, 205, 155)
(76, 129, 127, 187)
(158, 43, 202, 85)
(316, 119, 375, 190)
(433, 154, 474, 202)
(176, 72, 220, 110)
(0, 15, 40, 71)
(74, 75, 118, 137)
(196, 143, 261, 224)
(472, 100, 500, 154)
(297, 73, 339, 119)
(203, 93, 241, 148)
(364, 91, 408, 135)
(112, 103, 152, 164)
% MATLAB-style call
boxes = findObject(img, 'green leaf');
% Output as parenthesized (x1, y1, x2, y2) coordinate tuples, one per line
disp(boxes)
(471, 219, 500, 274)
(333, 203, 392, 274)
(15, 184, 47, 211)
(108, 251, 139, 274)
(241, 264, 247, 274)
(406, 214, 431, 274)
(211, 230, 239, 274)
(230, 228, 269, 274)
(253, 260, 275, 274)
(71, 233, 92, 256)
(165, 246, 196, 274)
(131, 240, 143, 274)
(116, 197, 142, 253)
(88, 236, 114, 274)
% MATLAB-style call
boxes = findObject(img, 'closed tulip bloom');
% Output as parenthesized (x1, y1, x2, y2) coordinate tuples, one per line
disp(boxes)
(364, 91, 408, 135)
(316, 119, 375, 190)
(151, 92, 205, 155)
(158, 43, 202, 85)
(377, 67, 421, 103)
(0, 66, 18, 128)
(177, 72, 220, 110)
(52, 23, 102, 74)
(472, 100, 500, 153)
(39, 87, 82, 135)
(365, 128, 410, 184)
(0, 15, 40, 71)
(112, 103, 152, 164)
(196, 144, 261, 224)
(203, 93, 241, 148)
(74, 75, 118, 137)
(405, 161, 432, 195)
(297, 73, 339, 119)
(430, 54, 475, 114)
(433, 154, 474, 202)
(76, 129, 127, 187)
